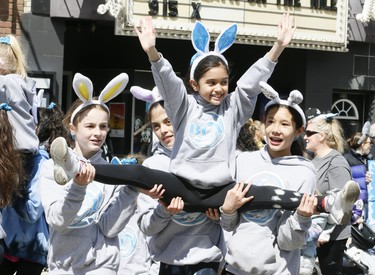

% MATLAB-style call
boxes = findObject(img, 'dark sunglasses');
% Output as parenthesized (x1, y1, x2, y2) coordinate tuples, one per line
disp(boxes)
(304, 130, 320, 137)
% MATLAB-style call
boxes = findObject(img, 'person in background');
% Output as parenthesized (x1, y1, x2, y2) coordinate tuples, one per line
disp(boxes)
(220, 82, 319, 275)
(0, 33, 48, 275)
(303, 113, 354, 275)
(0, 102, 67, 275)
(36, 102, 69, 154)
(343, 121, 373, 223)
(236, 118, 265, 152)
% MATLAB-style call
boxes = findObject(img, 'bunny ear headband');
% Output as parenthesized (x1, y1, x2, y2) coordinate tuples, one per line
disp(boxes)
(71, 72, 129, 123)
(358, 121, 371, 145)
(130, 85, 162, 111)
(189, 22, 237, 80)
(260, 81, 306, 128)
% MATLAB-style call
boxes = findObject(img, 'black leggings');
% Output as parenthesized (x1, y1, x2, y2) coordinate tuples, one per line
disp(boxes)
(93, 164, 313, 212)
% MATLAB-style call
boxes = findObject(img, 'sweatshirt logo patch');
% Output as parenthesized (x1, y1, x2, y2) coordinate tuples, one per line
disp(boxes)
(118, 225, 138, 259)
(241, 171, 285, 224)
(68, 182, 104, 228)
(172, 211, 207, 226)
(187, 112, 225, 149)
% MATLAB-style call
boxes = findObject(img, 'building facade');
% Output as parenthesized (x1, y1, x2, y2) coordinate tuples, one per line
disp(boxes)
(1, 0, 374, 154)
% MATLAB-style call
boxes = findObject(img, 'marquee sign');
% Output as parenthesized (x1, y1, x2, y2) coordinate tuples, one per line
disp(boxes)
(114, 0, 349, 52)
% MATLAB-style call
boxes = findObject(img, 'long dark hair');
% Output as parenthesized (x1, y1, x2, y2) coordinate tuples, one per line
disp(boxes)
(36, 103, 69, 154)
(0, 109, 23, 207)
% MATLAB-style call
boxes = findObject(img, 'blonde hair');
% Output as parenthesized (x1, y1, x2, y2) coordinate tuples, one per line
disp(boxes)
(0, 34, 29, 78)
(311, 116, 347, 153)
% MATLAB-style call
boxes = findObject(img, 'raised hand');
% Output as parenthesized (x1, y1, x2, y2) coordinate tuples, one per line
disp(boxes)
(134, 16, 160, 61)
(277, 12, 297, 47)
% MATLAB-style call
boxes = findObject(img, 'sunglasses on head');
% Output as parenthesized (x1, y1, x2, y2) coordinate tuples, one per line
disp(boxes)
(304, 130, 320, 137)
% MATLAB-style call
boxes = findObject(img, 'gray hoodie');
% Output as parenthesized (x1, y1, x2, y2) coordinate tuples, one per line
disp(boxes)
(0, 74, 39, 153)
(151, 54, 277, 189)
(40, 149, 139, 275)
(138, 142, 226, 266)
(221, 147, 316, 275)
(117, 142, 170, 275)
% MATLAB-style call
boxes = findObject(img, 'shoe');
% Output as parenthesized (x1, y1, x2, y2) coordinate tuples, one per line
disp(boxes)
(324, 180, 360, 225)
(50, 137, 80, 185)
(299, 255, 315, 275)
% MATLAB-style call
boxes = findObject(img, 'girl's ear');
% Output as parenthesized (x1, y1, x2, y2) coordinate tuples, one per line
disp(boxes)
(189, 79, 199, 92)
(295, 127, 303, 138)
(68, 123, 76, 134)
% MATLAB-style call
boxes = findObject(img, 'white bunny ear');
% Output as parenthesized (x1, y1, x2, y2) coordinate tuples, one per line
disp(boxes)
(362, 121, 371, 136)
(259, 81, 279, 101)
(191, 21, 210, 54)
(214, 24, 237, 54)
(73, 73, 94, 102)
(288, 90, 303, 105)
(37, 89, 44, 104)
(99, 73, 128, 103)
(358, 121, 371, 144)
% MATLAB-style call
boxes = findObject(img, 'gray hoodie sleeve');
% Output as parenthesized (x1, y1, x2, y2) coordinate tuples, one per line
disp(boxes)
(150, 56, 190, 129)
(219, 210, 240, 232)
(96, 185, 139, 238)
(231, 55, 277, 127)
(276, 211, 311, 251)
(138, 203, 173, 236)
(40, 160, 88, 231)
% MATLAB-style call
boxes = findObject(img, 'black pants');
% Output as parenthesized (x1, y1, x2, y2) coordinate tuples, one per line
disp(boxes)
(159, 261, 219, 275)
(0, 257, 45, 275)
(317, 238, 347, 275)
(93, 164, 310, 212)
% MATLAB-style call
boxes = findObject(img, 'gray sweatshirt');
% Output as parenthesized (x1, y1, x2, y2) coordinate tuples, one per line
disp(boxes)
(312, 149, 352, 240)
(117, 142, 170, 275)
(138, 142, 226, 266)
(40, 149, 139, 275)
(151, 54, 277, 189)
(221, 147, 316, 275)
(0, 74, 39, 153)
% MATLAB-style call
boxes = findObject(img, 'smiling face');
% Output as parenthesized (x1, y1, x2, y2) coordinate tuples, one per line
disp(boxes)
(189, 64, 229, 105)
(69, 106, 109, 159)
(150, 104, 175, 149)
(265, 106, 302, 158)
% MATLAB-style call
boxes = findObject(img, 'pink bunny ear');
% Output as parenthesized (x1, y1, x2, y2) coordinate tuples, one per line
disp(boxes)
(130, 86, 162, 104)
(130, 86, 154, 102)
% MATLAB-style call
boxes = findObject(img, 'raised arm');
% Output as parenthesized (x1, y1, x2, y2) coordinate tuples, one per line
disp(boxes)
(267, 12, 297, 62)
(134, 16, 160, 62)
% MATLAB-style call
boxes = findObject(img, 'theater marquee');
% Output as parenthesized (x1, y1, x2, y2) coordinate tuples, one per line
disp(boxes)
(114, 0, 348, 52)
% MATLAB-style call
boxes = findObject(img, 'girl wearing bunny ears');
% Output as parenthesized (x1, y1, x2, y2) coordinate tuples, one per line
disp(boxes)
(219, 82, 359, 275)
(39, 72, 161, 275)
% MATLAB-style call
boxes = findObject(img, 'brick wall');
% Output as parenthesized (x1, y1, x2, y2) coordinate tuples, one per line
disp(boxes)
(0, 0, 24, 36)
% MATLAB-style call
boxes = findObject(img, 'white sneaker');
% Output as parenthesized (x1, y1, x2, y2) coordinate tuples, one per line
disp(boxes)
(300, 256, 315, 275)
(324, 180, 360, 225)
(50, 137, 80, 185)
